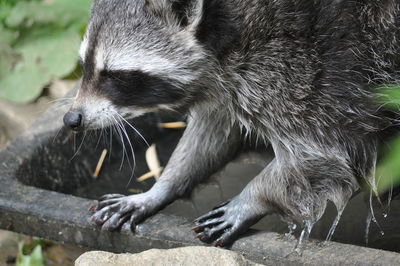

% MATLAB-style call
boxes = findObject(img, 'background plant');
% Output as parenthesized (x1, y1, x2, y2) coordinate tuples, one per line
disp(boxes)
(375, 85, 400, 194)
(0, 0, 91, 104)
(16, 238, 45, 266)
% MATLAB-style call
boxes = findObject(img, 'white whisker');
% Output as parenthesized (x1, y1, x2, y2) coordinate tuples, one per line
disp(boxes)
(70, 131, 87, 161)
(115, 112, 150, 147)
(115, 114, 137, 181)
(114, 115, 136, 174)
(113, 123, 127, 171)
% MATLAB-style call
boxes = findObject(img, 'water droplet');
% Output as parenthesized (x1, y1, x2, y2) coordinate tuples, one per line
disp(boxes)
(383, 213, 388, 218)
(380, 231, 385, 236)
(372, 218, 377, 223)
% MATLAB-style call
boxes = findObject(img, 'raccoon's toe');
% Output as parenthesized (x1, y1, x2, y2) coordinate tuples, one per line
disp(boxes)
(90, 193, 158, 232)
(90, 202, 123, 228)
(101, 212, 131, 231)
(193, 222, 232, 244)
(193, 198, 266, 246)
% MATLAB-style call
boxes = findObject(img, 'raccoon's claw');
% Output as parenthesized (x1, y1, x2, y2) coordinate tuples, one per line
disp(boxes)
(90, 193, 158, 232)
(193, 198, 266, 246)
(99, 194, 125, 201)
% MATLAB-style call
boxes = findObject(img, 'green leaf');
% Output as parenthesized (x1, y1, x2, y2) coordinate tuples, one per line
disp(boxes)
(0, 29, 81, 103)
(376, 138, 400, 193)
(6, 0, 91, 28)
(0, 2, 14, 23)
(0, 0, 91, 103)
(0, 25, 17, 46)
(16, 242, 44, 266)
(376, 84, 400, 110)
(0, 25, 19, 81)
(373, 84, 400, 194)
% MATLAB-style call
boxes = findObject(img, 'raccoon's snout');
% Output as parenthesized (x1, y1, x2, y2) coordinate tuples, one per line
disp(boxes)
(64, 110, 84, 132)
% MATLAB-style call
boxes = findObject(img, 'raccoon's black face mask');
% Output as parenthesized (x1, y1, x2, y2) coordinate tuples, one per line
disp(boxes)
(64, 0, 217, 131)
(83, 67, 187, 108)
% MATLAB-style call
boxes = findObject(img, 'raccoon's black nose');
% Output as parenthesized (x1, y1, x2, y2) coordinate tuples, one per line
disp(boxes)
(63, 111, 83, 131)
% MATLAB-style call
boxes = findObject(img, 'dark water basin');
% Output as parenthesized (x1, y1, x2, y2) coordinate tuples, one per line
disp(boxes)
(1, 102, 400, 265)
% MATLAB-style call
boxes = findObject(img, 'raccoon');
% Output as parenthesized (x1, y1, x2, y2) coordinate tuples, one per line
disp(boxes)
(63, 0, 400, 248)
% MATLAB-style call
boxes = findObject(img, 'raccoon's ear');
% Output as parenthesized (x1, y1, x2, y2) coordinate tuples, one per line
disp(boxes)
(178, 0, 204, 29)
(146, 0, 204, 28)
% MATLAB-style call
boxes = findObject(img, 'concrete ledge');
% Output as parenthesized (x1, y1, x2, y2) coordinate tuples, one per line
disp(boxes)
(1, 185, 400, 265)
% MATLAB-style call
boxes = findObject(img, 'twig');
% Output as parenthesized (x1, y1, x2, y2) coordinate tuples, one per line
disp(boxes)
(93, 149, 108, 178)
(158, 122, 187, 129)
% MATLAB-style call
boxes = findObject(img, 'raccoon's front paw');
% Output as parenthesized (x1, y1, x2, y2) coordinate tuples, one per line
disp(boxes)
(90, 193, 158, 231)
(192, 198, 266, 246)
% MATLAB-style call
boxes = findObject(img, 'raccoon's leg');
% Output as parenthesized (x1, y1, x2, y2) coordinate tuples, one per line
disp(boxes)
(194, 152, 358, 247)
(91, 110, 240, 231)
(193, 159, 277, 246)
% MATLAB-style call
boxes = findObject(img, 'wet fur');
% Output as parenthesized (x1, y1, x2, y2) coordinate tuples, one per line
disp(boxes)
(74, 0, 400, 247)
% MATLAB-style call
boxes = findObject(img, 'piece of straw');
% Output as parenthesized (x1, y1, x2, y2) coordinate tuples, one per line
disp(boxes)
(158, 122, 187, 129)
(136, 144, 164, 182)
(93, 149, 108, 178)
(145, 144, 162, 180)
(136, 168, 163, 182)
(128, 188, 143, 194)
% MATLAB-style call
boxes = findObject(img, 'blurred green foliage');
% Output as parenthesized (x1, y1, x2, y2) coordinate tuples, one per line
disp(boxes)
(0, 0, 91, 104)
(377, 85, 400, 110)
(16, 238, 45, 266)
(376, 85, 400, 193)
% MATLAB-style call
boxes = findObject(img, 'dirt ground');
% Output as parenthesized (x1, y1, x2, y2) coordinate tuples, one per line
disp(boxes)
(0, 81, 88, 265)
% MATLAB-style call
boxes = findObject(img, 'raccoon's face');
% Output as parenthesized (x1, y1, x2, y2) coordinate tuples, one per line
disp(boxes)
(64, 0, 210, 131)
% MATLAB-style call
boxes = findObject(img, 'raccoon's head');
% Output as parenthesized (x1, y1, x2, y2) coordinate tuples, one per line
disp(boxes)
(64, 0, 236, 131)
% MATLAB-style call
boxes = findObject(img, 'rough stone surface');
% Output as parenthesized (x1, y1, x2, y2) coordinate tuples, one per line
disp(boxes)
(75, 247, 261, 266)
(0, 83, 82, 266)
(0, 98, 51, 135)
(0, 97, 46, 265)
